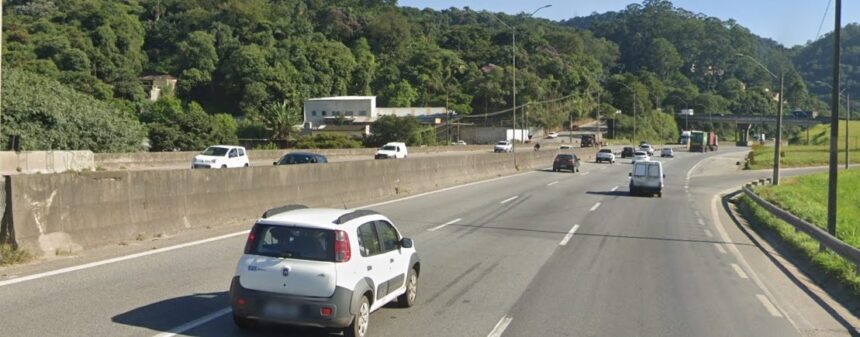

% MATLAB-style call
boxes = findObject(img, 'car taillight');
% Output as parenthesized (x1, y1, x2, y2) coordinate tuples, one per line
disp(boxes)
(244, 226, 257, 254)
(334, 230, 351, 262)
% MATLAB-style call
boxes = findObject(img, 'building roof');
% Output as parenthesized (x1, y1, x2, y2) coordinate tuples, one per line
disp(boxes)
(139, 74, 177, 81)
(307, 96, 376, 101)
(316, 124, 368, 131)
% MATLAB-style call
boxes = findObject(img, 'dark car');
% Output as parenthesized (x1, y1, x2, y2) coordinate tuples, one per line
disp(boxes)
(553, 154, 580, 173)
(274, 152, 328, 166)
(621, 147, 636, 158)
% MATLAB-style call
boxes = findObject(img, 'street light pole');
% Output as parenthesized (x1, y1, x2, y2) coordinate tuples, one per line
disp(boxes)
(827, 0, 842, 239)
(737, 53, 784, 185)
(847, 93, 850, 169)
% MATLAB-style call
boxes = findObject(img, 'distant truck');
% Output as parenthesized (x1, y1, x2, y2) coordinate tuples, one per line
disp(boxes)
(690, 131, 719, 152)
(679, 131, 692, 145)
(580, 133, 603, 147)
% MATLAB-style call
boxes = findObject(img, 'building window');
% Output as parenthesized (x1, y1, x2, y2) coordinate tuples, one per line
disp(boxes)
(359, 110, 367, 116)
(322, 111, 328, 116)
(346, 111, 354, 116)
(334, 111, 341, 116)
(312, 111, 317, 116)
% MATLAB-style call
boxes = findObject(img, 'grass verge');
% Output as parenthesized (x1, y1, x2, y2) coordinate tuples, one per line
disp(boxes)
(0, 244, 32, 266)
(746, 144, 860, 170)
(735, 169, 860, 296)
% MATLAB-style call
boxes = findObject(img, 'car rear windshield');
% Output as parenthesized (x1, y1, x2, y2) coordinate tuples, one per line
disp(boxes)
(635, 152, 646, 156)
(497, 141, 508, 145)
(557, 154, 574, 160)
(201, 147, 229, 156)
(599, 149, 612, 153)
(382, 145, 397, 151)
(248, 225, 334, 262)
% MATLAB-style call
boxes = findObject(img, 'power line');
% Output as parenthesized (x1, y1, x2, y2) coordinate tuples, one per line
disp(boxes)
(814, 0, 833, 42)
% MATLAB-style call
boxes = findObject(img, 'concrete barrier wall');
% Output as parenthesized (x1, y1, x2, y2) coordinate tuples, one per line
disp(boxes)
(93, 145, 493, 170)
(0, 151, 95, 175)
(8, 149, 593, 256)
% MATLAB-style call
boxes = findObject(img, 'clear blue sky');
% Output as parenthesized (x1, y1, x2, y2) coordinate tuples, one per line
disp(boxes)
(398, 0, 860, 47)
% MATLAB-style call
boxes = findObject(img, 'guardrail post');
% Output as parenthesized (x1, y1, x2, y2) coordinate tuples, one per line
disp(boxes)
(759, 179, 765, 185)
(765, 178, 772, 185)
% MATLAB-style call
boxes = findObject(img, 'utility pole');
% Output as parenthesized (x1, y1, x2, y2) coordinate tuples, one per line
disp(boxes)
(1, 0, 4, 140)
(847, 93, 850, 169)
(827, 0, 842, 239)
(774, 73, 784, 185)
(512, 28, 517, 157)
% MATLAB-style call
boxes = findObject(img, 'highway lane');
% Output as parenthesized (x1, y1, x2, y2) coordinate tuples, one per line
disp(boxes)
(501, 149, 800, 337)
(0, 148, 847, 337)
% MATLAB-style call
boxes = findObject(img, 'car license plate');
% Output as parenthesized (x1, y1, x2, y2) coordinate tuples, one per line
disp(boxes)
(263, 303, 300, 319)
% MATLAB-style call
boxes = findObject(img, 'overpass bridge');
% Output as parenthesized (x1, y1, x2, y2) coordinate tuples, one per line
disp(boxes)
(676, 113, 827, 145)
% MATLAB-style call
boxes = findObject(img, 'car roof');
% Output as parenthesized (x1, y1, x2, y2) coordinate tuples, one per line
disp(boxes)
(283, 152, 324, 157)
(258, 208, 377, 229)
(634, 151, 647, 154)
(209, 145, 242, 148)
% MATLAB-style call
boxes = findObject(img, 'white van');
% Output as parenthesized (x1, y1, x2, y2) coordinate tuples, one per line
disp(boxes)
(375, 142, 408, 159)
(629, 161, 665, 197)
(192, 145, 250, 169)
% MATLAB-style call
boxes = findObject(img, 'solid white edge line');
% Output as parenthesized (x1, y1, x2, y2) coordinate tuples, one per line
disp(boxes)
(715, 243, 727, 255)
(710, 188, 798, 329)
(428, 218, 462, 232)
(547, 181, 559, 186)
(487, 315, 514, 337)
(731, 263, 749, 279)
(610, 186, 619, 192)
(589, 202, 601, 212)
(152, 307, 232, 337)
(756, 294, 784, 318)
(0, 231, 249, 288)
(559, 224, 580, 246)
(1, 170, 542, 288)
(704, 229, 714, 238)
(500, 196, 519, 204)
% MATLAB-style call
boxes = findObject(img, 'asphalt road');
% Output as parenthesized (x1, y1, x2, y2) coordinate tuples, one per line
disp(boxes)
(0, 148, 856, 337)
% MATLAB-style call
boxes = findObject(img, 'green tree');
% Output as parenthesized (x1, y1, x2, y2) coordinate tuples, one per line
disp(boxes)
(255, 100, 302, 141)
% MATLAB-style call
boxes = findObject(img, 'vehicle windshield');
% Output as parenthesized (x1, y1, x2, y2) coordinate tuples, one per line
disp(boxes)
(201, 147, 229, 156)
(381, 145, 397, 151)
(648, 164, 661, 177)
(497, 141, 508, 145)
(247, 225, 334, 262)
(634, 152, 646, 156)
(599, 149, 612, 153)
(557, 155, 574, 160)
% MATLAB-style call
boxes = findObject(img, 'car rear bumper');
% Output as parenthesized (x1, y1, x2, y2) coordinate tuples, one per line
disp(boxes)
(229, 276, 354, 328)
(630, 184, 662, 193)
(374, 154, 390, 159)
(192, 164, 212, 169)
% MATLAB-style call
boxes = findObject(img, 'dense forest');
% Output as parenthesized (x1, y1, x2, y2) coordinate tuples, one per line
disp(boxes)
(0, 0, 855, 152)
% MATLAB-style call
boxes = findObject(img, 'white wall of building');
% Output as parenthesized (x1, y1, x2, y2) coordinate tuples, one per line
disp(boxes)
(303, 96, 375, 126)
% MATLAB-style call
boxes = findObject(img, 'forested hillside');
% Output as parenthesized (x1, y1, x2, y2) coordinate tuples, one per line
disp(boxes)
(0, 0, 851, 151)
(792, 23, 860, 115)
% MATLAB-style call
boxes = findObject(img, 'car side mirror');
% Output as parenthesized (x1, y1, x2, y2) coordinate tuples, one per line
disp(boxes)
(400, 237, 413, 249)
(628, 172, 632, 177)
(273, 161, 278, 166)
(663, 174, 666, 178)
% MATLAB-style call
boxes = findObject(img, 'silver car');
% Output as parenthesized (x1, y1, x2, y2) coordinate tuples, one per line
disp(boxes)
(660, 148, 674, 158)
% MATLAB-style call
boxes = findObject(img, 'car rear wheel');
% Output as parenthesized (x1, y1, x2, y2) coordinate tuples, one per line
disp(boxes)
(344, 296, 370, 337)
(398, 268, 418, 308)
(233, 314, 257, 330)
(221, 165, 227, 168)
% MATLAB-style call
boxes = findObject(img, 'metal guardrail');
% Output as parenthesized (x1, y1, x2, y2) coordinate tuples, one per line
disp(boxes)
(742, 182, 860, 275)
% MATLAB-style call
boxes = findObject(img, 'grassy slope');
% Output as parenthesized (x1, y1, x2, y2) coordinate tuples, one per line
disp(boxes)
(737, 170, 860, 295)
(747, 144, 860, 169)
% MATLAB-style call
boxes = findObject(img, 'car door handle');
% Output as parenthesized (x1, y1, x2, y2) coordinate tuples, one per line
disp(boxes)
(367, 266, 373, 271)
(390, 258, 395, 263)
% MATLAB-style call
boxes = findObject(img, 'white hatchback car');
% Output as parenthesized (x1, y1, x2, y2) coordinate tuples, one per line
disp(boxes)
(494, 140, 513, 153)
(192, 145, 249, 169)
(230, 205, 420, 337)
(631, 151, 650, 164)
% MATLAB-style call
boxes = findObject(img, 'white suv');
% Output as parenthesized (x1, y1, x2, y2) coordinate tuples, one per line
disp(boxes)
(230, 205, 420, 337)
(192, 145, 249, 169)
(494, 140, 513, 153)
(596, 148, 616, 164)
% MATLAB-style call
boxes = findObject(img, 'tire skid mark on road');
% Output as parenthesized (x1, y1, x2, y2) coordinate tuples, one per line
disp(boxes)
(437, 261, 501, 315)
(423, 261, 484, 305)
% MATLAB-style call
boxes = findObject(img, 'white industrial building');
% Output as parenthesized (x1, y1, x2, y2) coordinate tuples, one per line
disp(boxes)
(303, 96, 448, 133)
